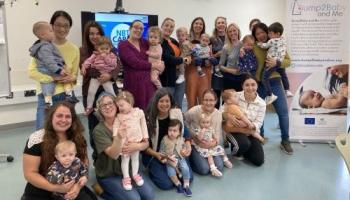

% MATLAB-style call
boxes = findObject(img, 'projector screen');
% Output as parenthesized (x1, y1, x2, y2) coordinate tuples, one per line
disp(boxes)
(81, 11, 158, 50)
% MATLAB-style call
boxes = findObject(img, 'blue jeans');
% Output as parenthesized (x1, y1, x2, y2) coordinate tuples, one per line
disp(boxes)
(142, 154, 193, 190)
(97, 172, 155, 200)
(257, 78, 289, 141)
(36, 92, 66, 130)
(165, 82, 185, 109)
(189, 146, 224, 175)
(166, 158, 191, 180)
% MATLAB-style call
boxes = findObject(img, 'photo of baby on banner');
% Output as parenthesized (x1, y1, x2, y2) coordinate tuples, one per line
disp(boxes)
(292, 64, 348, 115)
(289, 64, 348, 142)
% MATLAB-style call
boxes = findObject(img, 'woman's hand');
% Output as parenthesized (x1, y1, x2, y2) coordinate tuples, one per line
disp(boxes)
(54, 180, 75, 194)
(152, 61, 165, 71)
(227, 114, 247, 128)
(64, 183, 82, 200)
(122, 140, 148, 155)
(180, 142, 192, 157)
(265, 57, 277, 69)
(57, 74, 76, 84)
(97, 73, 111, 84)
(222, 66, 239, 75)
(157, 152, 167, 163)
(184, 56, 192, 65)
(239, 47, 246, 58)
(213, 50, 222, 58)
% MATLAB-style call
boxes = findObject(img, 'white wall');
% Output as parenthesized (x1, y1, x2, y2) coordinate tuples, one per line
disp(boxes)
(0, 0, 286, 126)
(4, 0, 286, 86)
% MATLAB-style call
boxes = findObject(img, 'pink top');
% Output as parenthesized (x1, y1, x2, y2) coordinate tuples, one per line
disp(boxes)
(148, 44, 164, 73)
(82, 51, 118, 74)
(113, 107, 149, 143)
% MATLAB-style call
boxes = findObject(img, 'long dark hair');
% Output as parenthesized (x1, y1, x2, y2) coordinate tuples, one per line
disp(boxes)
(82, 21, 105, 55)
(325, 70, 348, 94)
(252, 22, 268, 41)
(145, 88, 176, 138)
(189, 17, 206, 43)
(50, 10, 72, 26)
(41, 101, 86, 174)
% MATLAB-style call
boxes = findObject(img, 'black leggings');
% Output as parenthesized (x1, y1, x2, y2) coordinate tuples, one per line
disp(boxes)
(227, 132, 264, 166)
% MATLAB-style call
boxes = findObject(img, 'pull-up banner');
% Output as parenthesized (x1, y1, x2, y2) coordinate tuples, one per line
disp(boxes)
(286, 0, 349, 142)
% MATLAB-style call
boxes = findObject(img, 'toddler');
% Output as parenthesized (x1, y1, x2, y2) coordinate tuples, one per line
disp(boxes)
(257, 22, 292, 104)
(192, 33, 222, 78)
(194, 113, 232, 177)
(46, 141, 88, 199)
(29, 21, 78, 109)
(222, 89, 264, 143)
(81, 36, 118, 115)
(159, 119, 192, 197)
(238, 35, 257, 75)
(147, 26, 165, 89)
(113, 91, 148, 190)
(175, 27, 192, 84)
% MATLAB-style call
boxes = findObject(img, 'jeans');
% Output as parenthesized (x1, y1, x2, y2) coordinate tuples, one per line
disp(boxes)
(36, 92, 66, 130)
(166, 158, 191, 180)
(189, 146, 223, 175)
(142, 154, 193, 190)
(97, 172, 155, 200)
(165, 82, 185, 109)
(257, 78, 289, 141)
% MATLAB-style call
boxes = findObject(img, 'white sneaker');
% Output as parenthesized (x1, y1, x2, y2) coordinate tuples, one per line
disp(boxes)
(265, 94, 278, 105)
(285, 90, 293, 97)
(176, 74, 185, 84)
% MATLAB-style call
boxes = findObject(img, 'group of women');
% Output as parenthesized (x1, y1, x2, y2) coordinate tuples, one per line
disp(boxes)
(24, 9, 338, 200)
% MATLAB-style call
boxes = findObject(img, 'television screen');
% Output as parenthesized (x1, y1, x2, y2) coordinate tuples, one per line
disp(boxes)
(81, 11, 158, 50)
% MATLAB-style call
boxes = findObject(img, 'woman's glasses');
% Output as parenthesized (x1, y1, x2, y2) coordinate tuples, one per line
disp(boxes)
(100, 101, 115, 110)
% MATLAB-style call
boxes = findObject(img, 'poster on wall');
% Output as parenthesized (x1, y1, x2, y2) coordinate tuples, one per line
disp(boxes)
(286, 0, 349, 142)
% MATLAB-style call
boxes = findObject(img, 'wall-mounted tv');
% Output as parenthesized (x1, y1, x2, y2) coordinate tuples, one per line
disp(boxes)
(81, 11, 158, 50)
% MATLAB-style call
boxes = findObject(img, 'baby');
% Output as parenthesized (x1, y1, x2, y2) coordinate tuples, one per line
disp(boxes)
(46, 140, 88, 198)
(147, 26, 165, 89)
(194, 113, 232, 177)
(298, 86, 347, 109)
(257, 22, 292, 104)
(113, 91, 148, 190)
(222, 89, 264, 143)
(159, 119, 192, 197)
(238, 35, 257, 75)
(29, 21, 78, 109)
(81, 36, 119, 115)
(175, 27, 192, 84)
(192, 33, 222, 78)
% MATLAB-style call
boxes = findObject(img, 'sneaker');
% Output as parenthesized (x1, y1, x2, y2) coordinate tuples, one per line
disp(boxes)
(280, 140, 293, 155)
(223, 159, 233, 168)
(210, 167, 222, 177)
(233, 155, 244, 161)
(122, 177, 132, 190)
(214, 70, 224, 78)
(176, 74, 185, 84)
(183, 187, 192, 197)
(44, 103, 51, 111)
(285, 90, 294, 97)
(198, 70, 206, 77)
(91, 183, 104, 196)
(175, 184, 184, 193)
(132, 174, 144, 186)
(65, 94, 79, 104)
(265, 94, 278, 105)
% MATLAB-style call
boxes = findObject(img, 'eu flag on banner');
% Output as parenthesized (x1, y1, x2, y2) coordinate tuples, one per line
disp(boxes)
(304, 118, 315, 125)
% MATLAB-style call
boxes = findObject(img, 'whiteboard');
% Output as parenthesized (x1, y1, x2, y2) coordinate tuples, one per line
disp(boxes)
(0, 0, 11, 98)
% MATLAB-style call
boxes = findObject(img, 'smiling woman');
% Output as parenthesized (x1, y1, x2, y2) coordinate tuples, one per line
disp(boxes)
(22, 101, 97, 200)
(118, 20, 163, 110)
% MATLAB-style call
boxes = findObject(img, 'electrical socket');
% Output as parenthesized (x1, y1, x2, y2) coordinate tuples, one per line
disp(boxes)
(24, 90, 36, 97)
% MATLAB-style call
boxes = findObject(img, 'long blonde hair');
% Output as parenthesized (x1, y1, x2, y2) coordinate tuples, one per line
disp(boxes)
(224, 23, 241, 51)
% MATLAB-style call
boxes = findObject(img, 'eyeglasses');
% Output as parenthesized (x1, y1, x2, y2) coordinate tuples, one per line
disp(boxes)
(132, 26, 144, 31)
(53, 23, 70, 30)
(100, 101, 115, 110)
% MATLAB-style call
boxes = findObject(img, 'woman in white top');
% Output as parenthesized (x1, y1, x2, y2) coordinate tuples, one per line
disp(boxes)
(223, 74, 266, 166)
